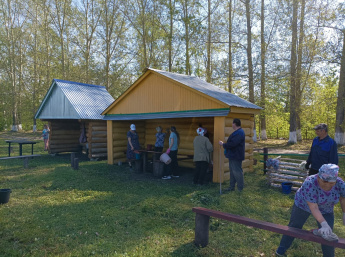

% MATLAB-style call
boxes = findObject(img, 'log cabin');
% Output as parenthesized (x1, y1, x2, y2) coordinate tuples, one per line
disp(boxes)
(102, 68, 262, 183)
(35, 79, 115, 159)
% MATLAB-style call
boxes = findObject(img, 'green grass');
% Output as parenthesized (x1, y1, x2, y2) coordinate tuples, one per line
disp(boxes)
(0, 133, 345, 256)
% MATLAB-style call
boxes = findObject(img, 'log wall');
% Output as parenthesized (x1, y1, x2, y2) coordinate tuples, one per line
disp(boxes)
(48, 120, 81, 153)
(48, 119, 108, 159)
(108, 114, 256, 183)
(145, 117, 214, 169)
(222, 113, 254, 181)
(112, 121, 146, 163)
(87, 120, 108, 159)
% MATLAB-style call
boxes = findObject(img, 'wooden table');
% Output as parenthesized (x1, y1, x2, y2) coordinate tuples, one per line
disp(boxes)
(138, 149, 163, 172)
(5, 140, 37, 157)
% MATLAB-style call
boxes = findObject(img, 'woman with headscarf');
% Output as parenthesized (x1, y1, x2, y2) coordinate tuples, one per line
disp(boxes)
(127, 124, 140, 169)
(276, 164, 345, 257)
(193, 127, 213, 185)
(162, 126, 180, 180)
(154, 126, 166, 157)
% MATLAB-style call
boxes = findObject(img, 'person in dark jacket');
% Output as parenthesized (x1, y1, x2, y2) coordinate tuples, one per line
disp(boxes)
(305, 123, 338, 176)
(219, 118, 245, 192)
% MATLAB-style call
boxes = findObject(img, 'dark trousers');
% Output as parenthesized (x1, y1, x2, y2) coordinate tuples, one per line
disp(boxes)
(277, 204, 334, 257)
(194, 161, 208, 185)
(164, 150, 178, 176)
(154, 147, 163, 160)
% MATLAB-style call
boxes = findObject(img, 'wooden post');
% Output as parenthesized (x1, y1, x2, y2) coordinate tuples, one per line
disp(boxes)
(263, 148, 268, 174)
(194, 213, 210, 247)
(213, 116, 225, 183)
(73, 158, 79, 170)
(107, 120, 114, 165)
(71, 153, 76, 167)
(23, 157, 29, 169)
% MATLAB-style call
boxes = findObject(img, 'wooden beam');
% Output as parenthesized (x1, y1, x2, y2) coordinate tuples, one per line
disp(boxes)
(107, 120, 114, 164)
(213, 116, 225, 183)
(192, 207, 345, 249)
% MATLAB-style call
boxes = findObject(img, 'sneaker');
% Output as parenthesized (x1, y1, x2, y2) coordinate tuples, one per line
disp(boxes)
(162, 176, 171, 180)
(171, 175, 179, 178)
(224, 188, 235, 192)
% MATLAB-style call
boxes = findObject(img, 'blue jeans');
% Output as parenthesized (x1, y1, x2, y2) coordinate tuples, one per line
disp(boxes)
(229, 159, 244, 191)
(276, 204, 334, 257)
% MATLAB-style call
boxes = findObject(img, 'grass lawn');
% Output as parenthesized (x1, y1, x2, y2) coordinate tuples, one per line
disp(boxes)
(0, 132, 345, 256)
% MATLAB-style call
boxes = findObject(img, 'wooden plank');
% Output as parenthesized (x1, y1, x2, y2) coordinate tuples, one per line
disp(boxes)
(192, 207, 345, 249)
(0, 155, 41, 160)
(107, 120, 114, 164)
(213, 116, 225, 183)
(268, 173, 305, 181)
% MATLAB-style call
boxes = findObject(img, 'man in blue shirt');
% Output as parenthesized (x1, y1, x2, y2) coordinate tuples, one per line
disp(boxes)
(219, 118, 246, 192)
(305, 123, 338, 176)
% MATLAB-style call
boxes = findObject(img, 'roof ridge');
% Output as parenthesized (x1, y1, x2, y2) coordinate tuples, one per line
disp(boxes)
(54, 79, 104, 88)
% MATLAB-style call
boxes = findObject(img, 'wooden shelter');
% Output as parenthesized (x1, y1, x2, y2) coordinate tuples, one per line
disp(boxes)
(102, 68, 262, 182)
(35, 79, 115, 159)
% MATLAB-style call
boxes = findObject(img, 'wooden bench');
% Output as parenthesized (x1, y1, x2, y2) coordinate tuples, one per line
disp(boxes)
(0, 155, 41, 168)
(193, 207, 345, 249)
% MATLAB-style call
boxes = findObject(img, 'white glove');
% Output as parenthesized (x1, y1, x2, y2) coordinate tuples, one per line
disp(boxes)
(343, 213, 345, 226)
(319, 221, 332, 236)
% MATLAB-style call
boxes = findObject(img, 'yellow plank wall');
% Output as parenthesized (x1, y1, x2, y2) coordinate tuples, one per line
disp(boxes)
(106, 73, 226, 114)
(221, 113, 254, 183)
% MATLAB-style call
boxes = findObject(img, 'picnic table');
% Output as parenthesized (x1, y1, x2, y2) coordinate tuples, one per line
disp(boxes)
(5, 140, 37, 157)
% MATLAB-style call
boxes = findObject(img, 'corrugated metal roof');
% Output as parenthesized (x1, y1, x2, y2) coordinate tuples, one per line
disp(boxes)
(104, 109, 230, 120)
(35, 79, 115, 120)
(149, 68, 262, 110)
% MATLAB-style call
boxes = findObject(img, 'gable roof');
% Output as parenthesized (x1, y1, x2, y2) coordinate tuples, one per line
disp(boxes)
(35, 79, 115, 120)
(149, 68, 261, 110)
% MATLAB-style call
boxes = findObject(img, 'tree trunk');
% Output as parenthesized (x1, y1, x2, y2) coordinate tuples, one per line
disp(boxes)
(228, 0, 233, 93)
(206, 0, 211, 83)
(168, 0, 173, 72)
(295, 0, 305, 142)
(260, 0, 267, 140)
(335, 30, 345, 145)
(288, 0, 298, 144)
(245, 0, 256, 141)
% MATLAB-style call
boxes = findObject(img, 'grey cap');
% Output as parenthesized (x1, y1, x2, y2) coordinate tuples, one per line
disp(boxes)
(313, 123, 328, 131)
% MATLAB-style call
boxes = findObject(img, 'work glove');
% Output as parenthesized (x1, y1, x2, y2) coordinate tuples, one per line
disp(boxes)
(305, 162, 311, 170)
(319, 221, 332, 236)
(166, 148, 171, 154)
(343, 213, 345, 226)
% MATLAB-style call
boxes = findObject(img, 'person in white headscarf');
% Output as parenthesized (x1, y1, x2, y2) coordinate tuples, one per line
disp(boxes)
(127, 124, 140, 168)
(193, 127, 213, 185)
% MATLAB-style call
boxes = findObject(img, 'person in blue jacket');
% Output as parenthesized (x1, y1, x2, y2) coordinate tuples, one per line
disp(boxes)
(305, 123, 338, 176)
(219, 118, 245, 192)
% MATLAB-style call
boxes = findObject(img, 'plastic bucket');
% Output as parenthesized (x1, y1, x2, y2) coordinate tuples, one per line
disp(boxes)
(160, 153, 171, 164)
(0, 189, 12, 204)
(281, 182, 293, 194)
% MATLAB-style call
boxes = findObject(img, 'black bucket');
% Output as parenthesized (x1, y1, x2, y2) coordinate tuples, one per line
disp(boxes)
(0, 189, 12, 204)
